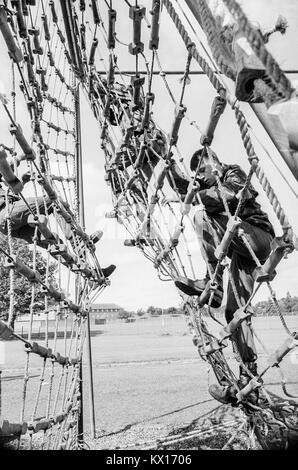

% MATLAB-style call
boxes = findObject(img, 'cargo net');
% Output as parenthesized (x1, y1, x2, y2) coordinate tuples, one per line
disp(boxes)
(76, 0, 297, 449)
(0, 0, 110, 450)
(0, 0, 297, 451)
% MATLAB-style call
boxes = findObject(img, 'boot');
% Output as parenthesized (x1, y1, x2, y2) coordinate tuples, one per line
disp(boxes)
(174, 271, 224, 308)
(36, 233, 62, 250)
(90, 230, 103, 244)
(209, 383, 238, 405)
(239, 362, 258, 387)
(238, 361, 260, 404)
(36, 236, 50, 249)
(70, 232, 97, 260)
(124, 238, 154, 247)
(71, 230, 104, 259)
(101, 264, 116, 278)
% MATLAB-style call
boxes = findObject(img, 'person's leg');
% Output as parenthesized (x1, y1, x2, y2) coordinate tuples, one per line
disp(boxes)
(174, 210, 225, 306)
(194, 210, 225, 268)
(210, 224, 272, 403)
(110, 170, 124, 198)
(226, 253, 257, 363)
(142, 130, 167, 181)
(176, 210, 273, 346)
(176, 209, 272, 289)
(196, 213, 272, 264)
(10, 196, 52, 227)
(0, 206, 7, 236)
(141, 155, 158, 181)
(5, 197, 53, 243)
(209, 253, 259, 405)
(226, 224, 272, 387)
(14, 226, 36, 244)
(208, 214, 272, 362)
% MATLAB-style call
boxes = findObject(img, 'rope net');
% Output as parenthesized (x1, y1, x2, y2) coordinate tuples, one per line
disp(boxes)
(0, 0, 110, 450)
(0, 0, 297, 450)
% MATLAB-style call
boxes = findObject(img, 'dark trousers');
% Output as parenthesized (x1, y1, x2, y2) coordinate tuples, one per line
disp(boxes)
(194, 210, 273, 363)
(0, 197, 53, 244)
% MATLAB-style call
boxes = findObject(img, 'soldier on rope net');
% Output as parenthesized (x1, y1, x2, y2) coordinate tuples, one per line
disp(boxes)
(167, 148, 275, 404)
(91, 75, 168, 205)
(0, 168, 52, 248)
(0, 165, 115, 279)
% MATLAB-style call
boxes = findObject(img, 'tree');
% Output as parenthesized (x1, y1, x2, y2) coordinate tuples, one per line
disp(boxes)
(166, 306, 178, 315)
(0, 236, 57, 324)
(118, 309, 131, 320)
(254, 300, 270, 316)
(254, 293, 298, 316)
(136, 308, 146, 317)
(281, 291, 295, 314)
(146, 306, 162, 316)
(147, 306, 157, 316)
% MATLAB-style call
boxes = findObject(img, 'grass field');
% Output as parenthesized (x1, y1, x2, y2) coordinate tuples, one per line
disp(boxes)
(1, 315, 298, 449)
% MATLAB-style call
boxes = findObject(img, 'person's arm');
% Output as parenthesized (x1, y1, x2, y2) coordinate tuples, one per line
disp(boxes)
(199, 165, 254, 214)
(6, 155, 31, 187)
(20, 171, 31, 186)
(167, 161, 191, 199)
(198, 186, 228, 213)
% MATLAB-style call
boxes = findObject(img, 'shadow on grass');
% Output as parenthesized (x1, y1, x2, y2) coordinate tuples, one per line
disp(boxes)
(98, 399, 219, 438)
(159, 405, 246, 450)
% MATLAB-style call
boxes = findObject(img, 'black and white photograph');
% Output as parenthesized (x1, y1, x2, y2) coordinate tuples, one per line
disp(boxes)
(0, 0, 297, 456)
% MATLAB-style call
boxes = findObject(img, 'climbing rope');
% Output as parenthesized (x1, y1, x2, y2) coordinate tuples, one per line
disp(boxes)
(221, 0, 295, 101)
(0, 0, 297, 451)
(0, 0, 109, 450)
(81, 0, 298, 450)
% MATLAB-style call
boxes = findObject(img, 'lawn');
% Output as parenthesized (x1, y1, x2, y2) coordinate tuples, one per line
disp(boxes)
(1, 315, 298, 449)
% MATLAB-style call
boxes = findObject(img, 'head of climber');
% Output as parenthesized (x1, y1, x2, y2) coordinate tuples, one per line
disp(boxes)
(190, 148, 222, 189)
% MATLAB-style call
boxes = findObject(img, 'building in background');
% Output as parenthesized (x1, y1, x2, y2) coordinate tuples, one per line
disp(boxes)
(90, 303, 124, 324)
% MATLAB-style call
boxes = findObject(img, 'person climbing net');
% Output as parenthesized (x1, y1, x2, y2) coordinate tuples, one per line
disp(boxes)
(0, 0, 297, 451)
(169, 146, 275, 404)
(90, 0, 298, 449)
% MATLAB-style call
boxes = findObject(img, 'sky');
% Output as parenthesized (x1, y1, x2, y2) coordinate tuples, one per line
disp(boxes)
(1, 0, 298, 312)
(80, 0, 298, 311)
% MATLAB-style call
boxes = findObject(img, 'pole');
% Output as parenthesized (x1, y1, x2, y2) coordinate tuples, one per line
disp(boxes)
(250, 103, 298, 183)
(95, 70, 298, 75)
(86, 312, 96, 438)
(77, 360, 84, 444)
(74, 83, 84, 447)
(183, 0, 298, 183)
(74, 84, 96, 441)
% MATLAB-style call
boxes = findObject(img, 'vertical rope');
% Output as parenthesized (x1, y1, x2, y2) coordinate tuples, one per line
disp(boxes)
(222, 0, 294, 100)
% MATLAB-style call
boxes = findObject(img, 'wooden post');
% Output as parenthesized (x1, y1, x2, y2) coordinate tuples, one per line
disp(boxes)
(74, 83, 96, 442)
(184, 0, 298, 183)
(77, 359, 84, 445)
(251, 103, 298, 183)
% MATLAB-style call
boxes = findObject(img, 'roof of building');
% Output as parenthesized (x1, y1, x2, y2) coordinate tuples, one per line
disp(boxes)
(90, 303, 123, 310)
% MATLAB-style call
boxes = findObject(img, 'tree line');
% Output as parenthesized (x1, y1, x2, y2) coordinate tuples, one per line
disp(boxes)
(119, 293, 298, 320)
(118, 305, 184, 319)
(254, 292, 298, 316)
(1, 238, 296, 323)
(0, 237, 57, 326)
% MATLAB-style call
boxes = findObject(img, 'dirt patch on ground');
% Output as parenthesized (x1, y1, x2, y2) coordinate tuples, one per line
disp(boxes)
(88, 404, 255, 450)
(1, 317, 298, 450)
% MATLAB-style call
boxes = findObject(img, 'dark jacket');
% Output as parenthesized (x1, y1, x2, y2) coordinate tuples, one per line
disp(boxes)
(170, 162, 275, 237)
(0, 175, 20, 209)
